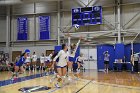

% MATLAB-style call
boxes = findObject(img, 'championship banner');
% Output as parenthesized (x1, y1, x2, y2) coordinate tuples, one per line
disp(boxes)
(17, 17, 28, 40)
(39, 16, 50, 40)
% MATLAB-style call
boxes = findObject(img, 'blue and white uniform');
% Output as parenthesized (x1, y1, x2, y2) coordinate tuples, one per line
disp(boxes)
(68, 37, 80, 62)
(104, 54, 110, 61)
(133, 54, 139, 61)
(45, 56, 49, 63)
(48, 53, 53, 62)
(53, 50, 68, 68)
(25, 56, 31, 63)
(15, 56, 26, 67)
(40, 56, 45, 63)
(76, 56, 85, 64)
(104, 53, 110, 64)
(31, 54, 37, 62)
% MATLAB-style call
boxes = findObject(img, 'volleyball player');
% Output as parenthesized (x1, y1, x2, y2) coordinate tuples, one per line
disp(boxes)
(47, 51, 55, 74)
(131, 53, 139, 72)
(67, 36, 81, 71)
(49, 51, 54, 61)
(76, 53, 85, 72)
(49, 52, 58, 83)
(52, 44, 69, 88)
(31, 52, 37, 71)
(40, 53, 45, 71)
(11, 52, 27, 80)
(45, 55, 50, 75)
(103, 51, 110, 73)
(25, 53, 31, 71)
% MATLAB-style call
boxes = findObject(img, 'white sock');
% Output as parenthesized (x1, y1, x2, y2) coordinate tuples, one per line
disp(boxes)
(28, 66, 30, 70)
(68, 68, 72, 72)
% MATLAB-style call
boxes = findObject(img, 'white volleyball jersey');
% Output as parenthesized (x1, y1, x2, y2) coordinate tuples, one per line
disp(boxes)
(48, 54, 53, 61)
(31, 54, 37, 62)
(77, 56, 85, 62)
(104, 54, 110, 61)
(25, 56, 31, 63)
(45, 56, 49, 61)
(134, 54, 139, 61)
(53, 50, 68, 67)
(40, 56, 45, 63)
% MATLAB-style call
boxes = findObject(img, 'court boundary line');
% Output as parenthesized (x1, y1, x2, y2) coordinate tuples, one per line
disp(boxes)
(48, 78, 90, 93)
(75, 80, 93, 93)
(91, 81, 140, 90)
(48, 78, 80, 93)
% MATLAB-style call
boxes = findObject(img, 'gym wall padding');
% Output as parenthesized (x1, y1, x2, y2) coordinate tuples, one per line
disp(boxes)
(115, 43, 125, 59)
(124, 43, 140, 70)
(54, 46, 62, 53)
(125, 43, 140, 62)
(133, 43, 140, 54)
(125, 44, 131, 62)
(97, 44, 115, 70)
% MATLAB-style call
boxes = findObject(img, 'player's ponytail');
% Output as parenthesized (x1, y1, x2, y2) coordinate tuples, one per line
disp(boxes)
(62, 44, 66, 50)
(52, 52, 58, 60)
(20, 52, 26, 57)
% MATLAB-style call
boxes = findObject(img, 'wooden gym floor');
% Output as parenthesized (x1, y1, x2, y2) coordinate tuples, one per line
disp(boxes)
(0, 70, 140, 93)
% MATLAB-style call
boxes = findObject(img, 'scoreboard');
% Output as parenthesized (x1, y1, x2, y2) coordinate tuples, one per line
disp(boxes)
(72, 6, 102, 26)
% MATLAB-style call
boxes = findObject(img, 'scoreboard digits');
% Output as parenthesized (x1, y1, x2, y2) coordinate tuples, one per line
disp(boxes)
(72, 6, 102, 26)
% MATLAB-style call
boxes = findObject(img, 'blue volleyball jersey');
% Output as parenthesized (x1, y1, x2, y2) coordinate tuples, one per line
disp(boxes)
(16, 56, 26, 66)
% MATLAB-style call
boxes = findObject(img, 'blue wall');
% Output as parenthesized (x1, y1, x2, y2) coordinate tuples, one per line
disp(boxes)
(115, 43, 124, 59)
(124, 43, 140, 70)
(97, 43, 140, 70)
(54, 46, 62, 53)
(125, 43, 140, 62)
(125, 44, 131, 62)
(97, 44, 115, 70)
(133, 43, 140, 54)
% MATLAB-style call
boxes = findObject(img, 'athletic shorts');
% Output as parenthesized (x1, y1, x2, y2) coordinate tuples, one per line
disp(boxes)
(69, 57, 74, 62)
(15, 63, 23, 67)
(104, 61, 109, 64)
(57, 65, 67, 68)
(32, 60, 37, 62)
(45, 61, 50, 63)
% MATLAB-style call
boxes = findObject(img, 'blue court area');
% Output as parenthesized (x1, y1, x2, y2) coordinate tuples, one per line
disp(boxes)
(0, 72, 48, 87)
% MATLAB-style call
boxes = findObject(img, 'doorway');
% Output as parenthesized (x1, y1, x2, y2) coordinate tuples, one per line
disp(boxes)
(81, 46, 97, 69)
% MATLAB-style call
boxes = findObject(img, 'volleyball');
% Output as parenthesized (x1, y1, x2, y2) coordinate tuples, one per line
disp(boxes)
(74, 24, 80, 30)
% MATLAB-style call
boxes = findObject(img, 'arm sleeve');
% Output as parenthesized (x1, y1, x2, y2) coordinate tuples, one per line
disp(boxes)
(75, 57, 78, 63)
(76, 39, 80, 50)
(53, 51, 62, 61)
